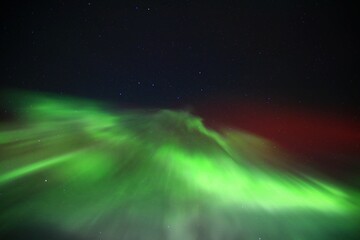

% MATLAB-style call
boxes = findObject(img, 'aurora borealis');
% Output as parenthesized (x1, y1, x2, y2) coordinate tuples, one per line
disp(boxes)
(1, 0, 359, 239)
(0, 92, 359, 239)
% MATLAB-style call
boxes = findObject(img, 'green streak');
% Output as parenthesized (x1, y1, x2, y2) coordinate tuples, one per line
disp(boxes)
(155, 144, 351, 212)
(0, 150, 85, 184)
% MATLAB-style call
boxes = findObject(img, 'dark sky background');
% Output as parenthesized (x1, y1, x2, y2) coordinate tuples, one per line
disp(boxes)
(0, 0, 359, 110)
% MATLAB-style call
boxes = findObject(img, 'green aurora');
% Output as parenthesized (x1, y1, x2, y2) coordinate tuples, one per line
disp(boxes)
(0, 92, 359, 239)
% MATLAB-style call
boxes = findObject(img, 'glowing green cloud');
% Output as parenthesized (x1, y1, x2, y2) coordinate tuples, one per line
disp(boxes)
(0, 92, 359, 239)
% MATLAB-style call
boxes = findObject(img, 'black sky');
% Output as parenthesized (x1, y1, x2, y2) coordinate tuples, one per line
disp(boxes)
(0, 0, 359, 110)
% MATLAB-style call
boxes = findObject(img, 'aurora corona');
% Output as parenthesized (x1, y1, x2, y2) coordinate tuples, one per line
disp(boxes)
(0, 92, 359, 239)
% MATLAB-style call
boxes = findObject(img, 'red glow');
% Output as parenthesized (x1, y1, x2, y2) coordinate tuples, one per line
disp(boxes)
(197, 100, 360, 156)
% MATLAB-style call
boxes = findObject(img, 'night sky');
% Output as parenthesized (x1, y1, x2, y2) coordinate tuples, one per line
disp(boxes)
(1, 1, 360, 240)
(1, 1, 359, 109)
